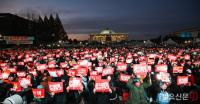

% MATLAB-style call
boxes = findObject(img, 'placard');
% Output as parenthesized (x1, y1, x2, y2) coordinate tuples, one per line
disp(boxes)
(168, 54, 177, 61)
(57, 70, 64, 77)
(48, 82, 63, 93)
(60, 62, 68, 68)
(177, 76, 188, 85)
(19, 78, 32, 86)
(90, 71, 98, 76)
(78, 60, 89, 67)
(29, 70, 38, 77)
(76, 67, 88, 76)
(0, 72, 9, 79)
(119, 74, 131, 83)
(68, 77, 83, 90)
(95, 67, 103, 73)
(133, 64, 148, 75)
(10, 82, 22, 92)
(102, 67, 114, 76)
(32, 89, 45, 98)
(155, 64, 168, 73)
(184, 55, 190, 60)
(17, 71, 26, 77)
(89, 75, 101, 81)
(173, 66, 183, 73)
(36, 64, 47, 71)
(8, 67, 17, 73)
(156, 72, 170, 82)
(95, 79, 110, 92)
(48, 62, 56, 69)
(117, 63, 127, 71)
(67, 69, 76, 76)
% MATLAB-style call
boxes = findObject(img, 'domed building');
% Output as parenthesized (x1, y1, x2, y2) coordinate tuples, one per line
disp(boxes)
(90, 28, 128, 43)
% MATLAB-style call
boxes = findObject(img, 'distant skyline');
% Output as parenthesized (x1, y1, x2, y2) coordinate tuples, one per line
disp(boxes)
(1, 0, 200, 40)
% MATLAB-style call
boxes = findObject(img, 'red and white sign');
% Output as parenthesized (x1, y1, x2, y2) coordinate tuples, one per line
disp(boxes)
(177, 76, 189, 85)
(148, 54, 156, 58)
(48, 82, 63, 93)
(0, 63, 7, 67)
(184, 55, 190, 60)
(78, 60, 89, 67)
(67, 69, 76, 76)
(57, 70, 64, 77)
(95, 79, 110, 92)
(133, 64, 148, 75)
(102, 67, 114, 76)
(68, 77, 83, 90)
(95, 67, 103, 73)
(36, 64, 47, 71)
(8, 67, 17, 73)
(98, 62, 104, 67)
(76, 67, 88, 76)
(156, 72, 170, 82)
(117, 63, 127, 71)
(48, 62, 56, 69)
(168, 54, 177, 61)
(173, 66, 183, 73)
(60, 62, 68, 68)
(32, 89, 45, 98)
(19, 78, 32, 86)
(89, 75, 101, 81)
(119, 74, 131, 83)
(18, 62, 25, 66)
(110, 57, 116, 62)
(0, 72, 9, 79)
(25, 57, 33, 62)
(10, 82, 22, 92)
(155, 64, 168, 73)
(90, 71, 98, 76)
(29, 70, 38, 77)
(17, 71, 26, 77)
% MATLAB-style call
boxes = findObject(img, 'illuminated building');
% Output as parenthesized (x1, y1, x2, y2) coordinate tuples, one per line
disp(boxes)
(90, 28, 128, 43)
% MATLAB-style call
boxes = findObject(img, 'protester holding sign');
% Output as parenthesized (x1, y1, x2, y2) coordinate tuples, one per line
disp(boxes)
(32, 85, 53, 104)
(93, 79, 113, 104)
(126, 73, 152, 104)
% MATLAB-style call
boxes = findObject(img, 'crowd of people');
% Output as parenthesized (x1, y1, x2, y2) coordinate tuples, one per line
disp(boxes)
(0, 47, 200, 104)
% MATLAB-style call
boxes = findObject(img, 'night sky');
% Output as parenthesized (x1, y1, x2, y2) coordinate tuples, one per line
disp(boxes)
(1, 0, 200, 40)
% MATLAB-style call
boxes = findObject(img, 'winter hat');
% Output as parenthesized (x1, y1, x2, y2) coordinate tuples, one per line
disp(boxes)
(133, 77, 141, 83)
(37, 85, 44, 89)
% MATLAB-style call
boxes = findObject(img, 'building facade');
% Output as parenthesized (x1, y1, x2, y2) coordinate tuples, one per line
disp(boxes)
(90, 29, 128, 43)
(165, 27, 200, 44)
(168, 27, 200, 38)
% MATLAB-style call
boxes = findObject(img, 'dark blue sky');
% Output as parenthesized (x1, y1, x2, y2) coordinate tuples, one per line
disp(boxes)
(1, 0, 200, 40)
